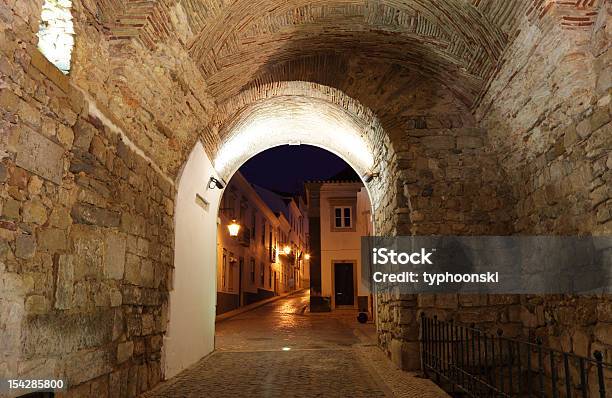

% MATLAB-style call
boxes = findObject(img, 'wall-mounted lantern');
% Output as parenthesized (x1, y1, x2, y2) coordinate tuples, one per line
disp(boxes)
(227, 220, 241, 237)
(283, 245, 291, 255)
(304, 253, 310, 260)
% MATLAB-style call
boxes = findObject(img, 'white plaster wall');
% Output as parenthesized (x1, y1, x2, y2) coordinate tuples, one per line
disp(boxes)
(163, 142, 222, 379)
(319, 183, 371, 305)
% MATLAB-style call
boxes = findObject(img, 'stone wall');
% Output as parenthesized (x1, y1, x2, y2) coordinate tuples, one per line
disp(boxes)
(68, 0, 218, 176)
(1, 0, 610, 395)
(378, 4, 611, 373)
(0, 12, 175, 396)
(474, 2, 612, 371)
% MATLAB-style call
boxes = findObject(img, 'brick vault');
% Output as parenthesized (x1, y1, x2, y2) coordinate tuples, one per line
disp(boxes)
(0, 0, 610, 396)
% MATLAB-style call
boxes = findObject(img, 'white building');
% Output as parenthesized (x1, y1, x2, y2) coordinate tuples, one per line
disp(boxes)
(217, 173, 309, 314)
(305, 169, 373, 313)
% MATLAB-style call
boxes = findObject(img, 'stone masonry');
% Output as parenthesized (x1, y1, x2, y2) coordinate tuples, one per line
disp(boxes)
(0, 0, 610, 396)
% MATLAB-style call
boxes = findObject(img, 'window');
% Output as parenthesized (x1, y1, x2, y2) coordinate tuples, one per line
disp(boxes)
(251, 210, 256, 238)
(268, 230, 273, 260)
(250, 258, 255, 283)
(239, 199, 247, 223)
(269, 265, 272, 288)
(334, 206, 352, 228)
(260, 262, 265, 286)
(37, 0, 74, 74)
(228, 255, 234, 292)
(261, 220, 266, 245)
(222, 249, 227, 289)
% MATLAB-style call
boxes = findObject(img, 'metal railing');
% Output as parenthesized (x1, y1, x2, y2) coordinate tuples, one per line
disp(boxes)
(420, 313, 611, 397)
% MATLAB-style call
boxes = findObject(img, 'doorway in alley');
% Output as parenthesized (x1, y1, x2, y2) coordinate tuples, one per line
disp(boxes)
(333, 262, 355, 307)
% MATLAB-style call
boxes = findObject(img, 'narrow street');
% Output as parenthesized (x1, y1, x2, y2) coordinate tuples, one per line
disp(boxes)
(143, 290, 448, 398)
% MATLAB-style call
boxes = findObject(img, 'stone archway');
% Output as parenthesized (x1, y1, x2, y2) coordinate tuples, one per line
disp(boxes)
(164, 82, 397, 378)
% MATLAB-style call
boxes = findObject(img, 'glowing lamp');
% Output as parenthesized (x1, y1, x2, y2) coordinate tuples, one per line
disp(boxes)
(227, 220, 241, 237)
(304, 253, 310, 260)
(283, 246, 291, 255)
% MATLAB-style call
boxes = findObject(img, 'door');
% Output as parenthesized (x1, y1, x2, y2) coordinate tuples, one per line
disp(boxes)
(334, 262, 354, 306)
(238, 257, 244, 306)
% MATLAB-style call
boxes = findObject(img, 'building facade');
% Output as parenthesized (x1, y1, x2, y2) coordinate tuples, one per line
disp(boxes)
(306, 172, 373, 313)
(216, 173, 309, 314)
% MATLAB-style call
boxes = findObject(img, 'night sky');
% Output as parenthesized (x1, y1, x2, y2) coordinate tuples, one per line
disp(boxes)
(238, 145, 352, 194)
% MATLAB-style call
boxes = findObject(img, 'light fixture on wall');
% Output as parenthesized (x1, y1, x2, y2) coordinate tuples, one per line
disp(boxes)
(363, 171, 379, 183)
(227, 220, 241, 237)
(208, 177, 225, 190)
(283, 245, 291, 255)
(304, 253, 310, 260)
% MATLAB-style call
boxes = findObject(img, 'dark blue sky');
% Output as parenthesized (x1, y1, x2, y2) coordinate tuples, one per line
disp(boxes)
(239, 145, 351, 194)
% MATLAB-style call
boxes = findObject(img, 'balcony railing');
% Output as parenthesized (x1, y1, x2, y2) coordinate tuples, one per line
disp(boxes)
(421, 313, 611, 397)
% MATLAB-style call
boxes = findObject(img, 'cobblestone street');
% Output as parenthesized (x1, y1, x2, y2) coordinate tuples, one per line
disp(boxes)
(142, 291, 448, 397)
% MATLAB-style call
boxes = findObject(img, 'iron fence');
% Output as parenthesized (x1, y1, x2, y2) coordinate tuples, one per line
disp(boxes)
(420, 313, 611, 397)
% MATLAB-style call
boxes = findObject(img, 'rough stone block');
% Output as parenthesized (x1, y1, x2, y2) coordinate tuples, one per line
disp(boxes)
(124, 254, 141, 286)
(109, 369, 128, 398)
(121, 213, 146, 237)
(0, 88, 20, 113)
(29, 48, 70, 93)
(141, 314, 155, 335)
(421, 135, 455, 150)
(65, 347, 113, 386)
(38, 228, 68, 252)
(572, 329, 590, 357)
(55, 254, 74, 310)
(458, 294, 488, 307)
(141, 260, 155, 288)
(57, 124, 74, 148)
(15, 128, 64, 184)
(435, 293, 458, 309)
(48, 206, 72, 229)
(2, 198, 20, 220)
(417, 293, 435, 307)
(25, 295, 49, 315)
(73, 118, 97, 150)
(22, 200, 48, 225)
(590, 108, 610, 132)
(71, 203, 121, 228)
(72, 226, 104, 280)
(457, 310, 497, 324)
(24, 310, 114, 358)
(576, 118, 591, 138)
(390, 339, 420, 371)
(18, 100, 41, 129)
(110, 288, 122, 307)
(594, 323, 612, 346)
(104, 232, 126, 280)
(0, 164, 7, 183)
(597, 301, 612, 322)
(15, 234, 36, 259)
(116, 341, 134, 364)
(456, 135, 483, 149)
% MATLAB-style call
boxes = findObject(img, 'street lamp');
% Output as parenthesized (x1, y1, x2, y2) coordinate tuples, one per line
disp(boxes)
(283, 245, 291, 255)
(227, 220, 241, 237)
(304, 253, 310, 260)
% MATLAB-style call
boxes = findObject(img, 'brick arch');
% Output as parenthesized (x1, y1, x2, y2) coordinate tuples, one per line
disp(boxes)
(210, 81, 397, 223)
(184, 0, 519, 108)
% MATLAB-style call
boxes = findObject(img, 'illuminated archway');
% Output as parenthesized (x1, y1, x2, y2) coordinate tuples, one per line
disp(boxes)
(165, 83, 395, 379)
(212, 81, 395, 210)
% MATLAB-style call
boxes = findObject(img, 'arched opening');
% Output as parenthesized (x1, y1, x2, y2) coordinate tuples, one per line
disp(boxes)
(164, 85, 393, 378)
(37, 0, 74, 74)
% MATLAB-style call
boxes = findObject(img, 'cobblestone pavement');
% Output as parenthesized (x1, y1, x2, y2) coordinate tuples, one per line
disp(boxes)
(143, 290, 448, 398)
